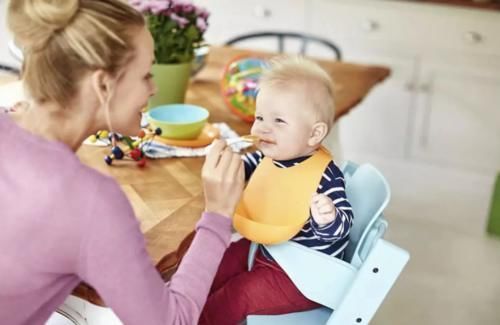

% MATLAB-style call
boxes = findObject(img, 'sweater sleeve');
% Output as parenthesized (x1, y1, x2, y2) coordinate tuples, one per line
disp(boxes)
(309, 161, 354, 242)
(77, 177, 232, 325)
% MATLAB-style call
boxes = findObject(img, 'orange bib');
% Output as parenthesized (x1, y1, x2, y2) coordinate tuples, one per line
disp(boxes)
(233, 147, 332, 244)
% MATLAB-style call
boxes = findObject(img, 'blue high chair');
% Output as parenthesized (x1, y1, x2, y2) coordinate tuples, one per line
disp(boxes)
(245, 162, 410, 324)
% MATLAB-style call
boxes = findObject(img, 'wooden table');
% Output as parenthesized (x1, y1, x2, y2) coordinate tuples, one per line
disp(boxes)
(76, 46, 390, 263)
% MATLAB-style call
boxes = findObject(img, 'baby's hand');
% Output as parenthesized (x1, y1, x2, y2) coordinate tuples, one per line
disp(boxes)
(310, 193, 336, 226)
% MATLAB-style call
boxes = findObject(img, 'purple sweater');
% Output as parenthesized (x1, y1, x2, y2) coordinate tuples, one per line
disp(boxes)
(0, 114, 232, 324)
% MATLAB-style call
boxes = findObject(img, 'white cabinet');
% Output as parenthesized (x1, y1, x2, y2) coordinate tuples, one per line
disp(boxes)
(411, 56, 500, 171)
(196, 0, 307, 51)
(308, 0, 500, 173)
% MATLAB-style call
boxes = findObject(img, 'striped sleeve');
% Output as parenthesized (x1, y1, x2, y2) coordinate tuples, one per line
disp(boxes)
(309, 161, 354, 243)
(241, 150, 264, 181)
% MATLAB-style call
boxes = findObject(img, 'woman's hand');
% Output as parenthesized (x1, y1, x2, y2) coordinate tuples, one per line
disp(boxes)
(202, 139, 245, 218)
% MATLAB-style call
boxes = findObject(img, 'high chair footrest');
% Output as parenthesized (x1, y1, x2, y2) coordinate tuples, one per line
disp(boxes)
(327, 239, 410, 324)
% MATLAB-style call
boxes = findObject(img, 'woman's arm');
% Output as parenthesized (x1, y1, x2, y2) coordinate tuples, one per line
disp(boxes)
(78, 140, 244, 324)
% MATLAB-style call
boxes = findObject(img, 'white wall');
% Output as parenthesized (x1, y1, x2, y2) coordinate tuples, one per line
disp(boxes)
(0, 0, 19, 68)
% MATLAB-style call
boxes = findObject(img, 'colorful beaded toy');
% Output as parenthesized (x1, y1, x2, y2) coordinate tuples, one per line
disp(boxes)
(88, 128, 162, 167)
(220, 56, 269, 122)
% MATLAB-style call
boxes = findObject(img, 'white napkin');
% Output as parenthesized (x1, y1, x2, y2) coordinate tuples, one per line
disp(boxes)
(142, 123, 251, 159)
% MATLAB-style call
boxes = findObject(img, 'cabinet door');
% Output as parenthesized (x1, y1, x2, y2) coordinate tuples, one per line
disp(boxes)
(411, 57, 500, 172)
(195, 0, 307, 50)
(336, 48, 417, 159)
(308, 0, 419, 159)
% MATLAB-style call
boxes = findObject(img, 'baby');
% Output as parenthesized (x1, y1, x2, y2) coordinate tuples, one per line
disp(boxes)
(199, 56, 354, 325)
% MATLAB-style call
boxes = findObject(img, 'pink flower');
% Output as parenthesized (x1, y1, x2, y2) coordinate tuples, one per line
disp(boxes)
(161, 8, 173, 16)
(149, 1, 170, 14)
(195, 6, 210, 19)
(170, 13, 189, 28)
(129, 0, 172, 14)
(196, 17, 207, 32)
(182, 4, 194, 13)
(129, 0, 150, 13)
(171, 0, 190, 5)
(171, 3, 183, 14)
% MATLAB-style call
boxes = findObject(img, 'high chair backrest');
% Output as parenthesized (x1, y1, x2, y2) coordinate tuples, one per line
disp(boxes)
(341, 162, 391, 268)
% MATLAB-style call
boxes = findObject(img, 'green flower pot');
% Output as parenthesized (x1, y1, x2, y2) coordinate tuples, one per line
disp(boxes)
(148, 62, 192, 110)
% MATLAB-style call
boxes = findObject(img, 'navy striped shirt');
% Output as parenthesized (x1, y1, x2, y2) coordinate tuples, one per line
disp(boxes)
(242, 150, 354, 259)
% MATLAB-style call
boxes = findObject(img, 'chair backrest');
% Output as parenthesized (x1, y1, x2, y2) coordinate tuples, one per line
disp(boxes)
(341, 161, 391, 267)
(224, 31, 342, 60)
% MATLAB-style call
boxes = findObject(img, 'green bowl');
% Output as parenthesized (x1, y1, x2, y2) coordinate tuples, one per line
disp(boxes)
(147, 104, 209, 140)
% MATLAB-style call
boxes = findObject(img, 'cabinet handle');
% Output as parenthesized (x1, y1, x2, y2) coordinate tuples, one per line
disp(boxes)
(361, 19, 379, 32)
(405, 83, 430, 93)
(253, 5, 272, 18)
(463, 31, 482, 44)
(418, 84, 430, 93)
(405, 82, 415, 91)
(418, 81, 433, 148)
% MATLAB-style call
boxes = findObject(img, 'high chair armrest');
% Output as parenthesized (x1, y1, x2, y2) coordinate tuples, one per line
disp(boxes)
(350, 217, 388, 268)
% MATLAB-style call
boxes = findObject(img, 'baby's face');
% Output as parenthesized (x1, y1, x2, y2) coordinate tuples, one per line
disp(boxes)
(251, 85, 316, 160)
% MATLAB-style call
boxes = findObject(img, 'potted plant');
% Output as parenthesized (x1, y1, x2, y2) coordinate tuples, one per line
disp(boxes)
(129, 0, 209, 108)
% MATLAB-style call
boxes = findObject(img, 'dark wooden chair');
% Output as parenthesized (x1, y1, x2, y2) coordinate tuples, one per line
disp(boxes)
(225, 31, 342, 60)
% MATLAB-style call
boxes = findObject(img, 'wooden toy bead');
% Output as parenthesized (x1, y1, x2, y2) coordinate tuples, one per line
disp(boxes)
(137, 157, 146, 168)
(132, 140, 141, 148)
(100, 130, 109, 139)
(111, 146, 124, 160)
(129, 148, 142, 161)
(104, 156, 113, 165)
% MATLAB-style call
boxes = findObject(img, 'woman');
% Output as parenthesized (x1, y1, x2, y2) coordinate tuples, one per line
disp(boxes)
(0, 0, 244, 324)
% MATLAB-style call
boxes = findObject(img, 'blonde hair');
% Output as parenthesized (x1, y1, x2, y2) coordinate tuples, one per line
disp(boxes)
(7, 0, 145, 107)
(260, 56, 335, 128)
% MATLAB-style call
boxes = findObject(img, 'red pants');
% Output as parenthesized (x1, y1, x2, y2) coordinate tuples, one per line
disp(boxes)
(199, 238, 320, 325)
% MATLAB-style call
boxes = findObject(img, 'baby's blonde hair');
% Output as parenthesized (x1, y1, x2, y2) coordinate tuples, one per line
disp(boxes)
(8, 0, 145, 107)
(259, 56, 335, 128)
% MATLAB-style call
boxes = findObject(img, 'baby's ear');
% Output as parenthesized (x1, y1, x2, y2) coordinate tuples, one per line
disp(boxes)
(308, 122, 329, 147)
